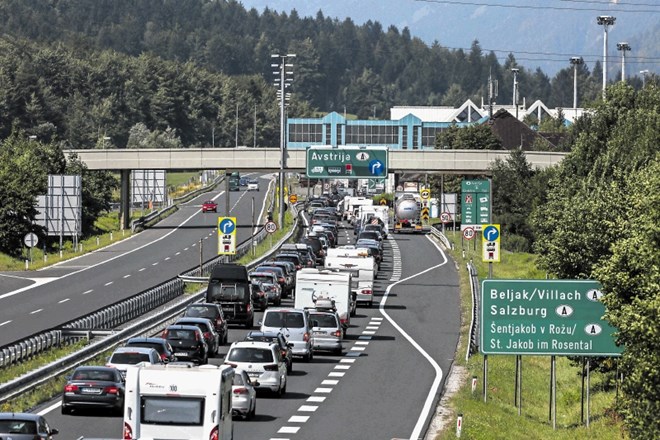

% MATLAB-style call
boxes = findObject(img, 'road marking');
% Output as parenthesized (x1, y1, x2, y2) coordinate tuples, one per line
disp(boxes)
(139, 268, 146, 272)
(307, 396, 326, 402)
(362, 330, 376, 335)
(358, 335, 372, 340)
(298, 405, 318, 412)
(152, 262, 158, 266)
(82, 289, 93, 295)
(0, 320, 12, 327)
(30, 309, 43, 314)
(58, 298, 70, 304)
(355, 341, 369, 346)
(288, 415, 310, 423)
(278, 427, 300, 434)
(349, 346, 366, 352)
(366, 326, 379, 330)
(104, 281, 113, 286)
(184, 247, 189, 251)
(334, 365, 351, 370)
(314, 387, 333, 393)
(322, 379, 339, 385)
(346, 351, 362, 357)
(165, 257, 171, 261)
(372, 317, 383, 321)
(328, 372, 345, 377)
(176, 252, 181, 256)
(379, 235, 449, 440)
(192, 243, 197, 247)
(123, 274, 131, 278)
(340, 358, 356, 363)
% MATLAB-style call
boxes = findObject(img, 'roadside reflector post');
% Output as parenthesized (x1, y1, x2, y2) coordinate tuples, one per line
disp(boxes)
(97, 237, 100, 246)
(456, 413, 463, 437)
(471, 376, 478, 394)
(25, 259, 28, 270)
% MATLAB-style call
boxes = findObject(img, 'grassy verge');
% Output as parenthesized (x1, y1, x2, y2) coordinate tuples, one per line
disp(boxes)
(435, 232, 626, 439)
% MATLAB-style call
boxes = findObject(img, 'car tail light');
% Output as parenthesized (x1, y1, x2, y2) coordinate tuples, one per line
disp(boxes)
(233, 387, 248, 395)
(296, 265, 301, 270)
(161, 329, 169, 339)
(216, 318, 223, 327)
(123, 422, 133, 440)
(361, 289, 372, 296)
(340, 317, 348, 326)
(209, 425, 219, 440)
(281, 350, 287, 357)
(104, 385, 120, 394)
(195, 332, 201, 341)
(333, 330, 342, 338)
(160, 353, 168, 361)
(204, 332, 211, 340)
(64, 384, 79, 392)
(246, 303, 252, 313)
(303, 332, 310, 342)
(263, 364, 278, 371)
(278, 277, 285, 283)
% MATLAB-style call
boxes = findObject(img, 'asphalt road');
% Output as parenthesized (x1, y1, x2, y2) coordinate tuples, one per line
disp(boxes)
(0, 174, 272, 346)
(35, 224, 460, 440)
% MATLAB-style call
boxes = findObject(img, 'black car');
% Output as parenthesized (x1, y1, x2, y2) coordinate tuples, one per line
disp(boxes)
(252, 265, 290, 298)
(183, 303, 229, 345)
(125, 337, 177, 363)
(274, 253, 303, 271)
(301, 236, 325, 265)
(244, 331, 294, 373)
(61, 366, 125, 415)
(358, 230, 382, 243)
(250, 280, 269, 311)
(162, 325, 209, 365)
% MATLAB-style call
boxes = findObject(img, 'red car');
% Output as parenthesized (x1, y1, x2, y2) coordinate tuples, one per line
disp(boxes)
(202, 200, 217, 213)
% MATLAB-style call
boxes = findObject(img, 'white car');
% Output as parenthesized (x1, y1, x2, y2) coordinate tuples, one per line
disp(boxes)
(224, 341, 287, 396)
(106, 347, 162, 377)
(247, 179, 260, 191)
(231, 369, 258, 420)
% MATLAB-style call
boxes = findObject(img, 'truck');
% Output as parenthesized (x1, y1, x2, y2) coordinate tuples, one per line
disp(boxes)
(123, 363, 234, 440)
(357, 205, 390, 237)
(324, 252, 376, 307)
(393, 193, 424, 233)
(228, 171, 240, 191)
(294, 268, 355, 332)
(206, 264, 254, 327)
(343, 196, 374, 222)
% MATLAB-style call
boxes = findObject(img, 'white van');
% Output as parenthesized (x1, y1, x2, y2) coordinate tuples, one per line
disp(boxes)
(344, 197, 373, 222)
(123, 363, 233, 440)
(358, 205, 390, 237)
(294, 269, 355, 331)
(324, 254, 376, 307)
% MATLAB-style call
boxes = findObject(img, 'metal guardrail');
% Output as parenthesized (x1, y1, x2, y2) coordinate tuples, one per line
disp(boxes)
(428, 224, 453, 249)
(466, 261, 480, 361)
(0, 193, 304, 403)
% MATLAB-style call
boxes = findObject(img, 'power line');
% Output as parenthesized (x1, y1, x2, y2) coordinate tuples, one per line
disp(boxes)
(415, 0, 660, 13)
(560, 0, 660, 8)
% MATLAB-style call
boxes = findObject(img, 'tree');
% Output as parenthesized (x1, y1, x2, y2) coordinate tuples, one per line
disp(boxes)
(436, 124, 503, 150)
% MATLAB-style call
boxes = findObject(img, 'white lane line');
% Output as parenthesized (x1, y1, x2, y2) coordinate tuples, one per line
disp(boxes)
(366, 326, 379, 330)
(288, 415, 310, 423)
(340, 358, 356, 363)
(104, 281, 113, 286)
(139, 268, 146, 272)
(30, 309, 43, 314)
(278, 427, 300, 434)
(192, 243, 197, 247)
(175, 252, 181, 256)
(298, 405, 318, 412)
(0, 320, 12, 327)
(322, 379, 339, 385)
(152, 262, 158, 266)
(58, 298, 70, 304)
(355, 341, 369, 346)
(346, 352, 362, 357)
(380, 235, 449, 440)
(367, 322, 381, 326)
(82, 289, 93, 295)
(372, 317, 383, 321)
(314, 387, 333, 393)
(123, 274, 131, 279)
(334, 365, 351, 370)
(165, 257, 171, 261)
(328, 372, 345, 377)
(307, 396, 326, 403)
(350, 346, 366, 352)
(37, 400, 61, 416)
(362, 330, 376, 335)
(184, 247, 189, 251)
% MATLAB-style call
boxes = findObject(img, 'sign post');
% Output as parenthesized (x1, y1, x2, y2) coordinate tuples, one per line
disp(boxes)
(24, 233, 39, 264)
(217, 217, 237, 256)
(306, 146, 388, 179)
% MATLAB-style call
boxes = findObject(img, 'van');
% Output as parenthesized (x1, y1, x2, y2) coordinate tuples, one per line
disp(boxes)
(206, 264, 254, 328)
(260, 308, 314, 362)
(123, 364, 233, 440)
(294, 269, 355, 333)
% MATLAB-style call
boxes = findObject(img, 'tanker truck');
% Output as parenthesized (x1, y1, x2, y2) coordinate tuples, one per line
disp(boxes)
(393, 193, 424, 233)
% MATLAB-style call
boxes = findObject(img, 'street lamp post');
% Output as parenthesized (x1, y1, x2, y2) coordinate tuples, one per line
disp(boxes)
(616, 42, 631, 82)
(271, 53, 295, 228)
(570, 57, 584, 112)
(640, 69, 650, 88)
(596, 15, 616, 99)
(511, 68, 519, 120)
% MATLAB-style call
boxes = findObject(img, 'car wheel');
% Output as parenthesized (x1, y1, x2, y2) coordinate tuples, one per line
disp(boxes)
(287, 360, 292, 374)
(369, 300, 374, 307)
(245, 317, 253, 329)
(61, 405, 72, 415)
(334, 346, 343, 355)
(247, 402, 256, 420)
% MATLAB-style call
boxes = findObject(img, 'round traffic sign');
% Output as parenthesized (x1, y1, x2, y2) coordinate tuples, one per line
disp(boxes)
(483, 225, 500, 241)
(265, 221, 277, 234)
(219, 218, 236, 234)
(440, 212, 452, 224)
(24, 233, 39, 248)
(368, 159, 385, 176)
(420, 189, 431, 200)
(289, 194, 298, 204)
(463, 227, 476, 241)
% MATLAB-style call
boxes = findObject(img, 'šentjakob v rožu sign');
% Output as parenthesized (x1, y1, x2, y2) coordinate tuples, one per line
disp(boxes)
(480, 280, 622, 356)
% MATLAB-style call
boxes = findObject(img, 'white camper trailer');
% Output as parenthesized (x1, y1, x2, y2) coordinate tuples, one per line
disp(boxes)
(294, 269, 354, 330)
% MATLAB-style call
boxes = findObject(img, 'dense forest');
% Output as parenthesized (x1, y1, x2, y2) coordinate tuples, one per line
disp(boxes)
(0, 0, 634, 138)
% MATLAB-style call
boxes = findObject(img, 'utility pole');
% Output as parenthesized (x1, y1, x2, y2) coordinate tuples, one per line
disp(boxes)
(570, 57, 584, 111)
(617, 42, 631, 82)
(488, 69, 498, 119)
(511, 68, 519, 120)
(640, 69, 649, 88)
(597, 15, 616, 99)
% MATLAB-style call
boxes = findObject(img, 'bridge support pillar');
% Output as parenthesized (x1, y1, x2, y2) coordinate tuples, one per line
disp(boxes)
(119, 170, 131, 230)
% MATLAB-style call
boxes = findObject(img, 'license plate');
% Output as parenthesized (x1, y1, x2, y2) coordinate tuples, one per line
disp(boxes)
(314, 331, 327, 335)
(248, 372, 260, 377)
(81, 387, 102, 394)
(175, 352, 188, 356)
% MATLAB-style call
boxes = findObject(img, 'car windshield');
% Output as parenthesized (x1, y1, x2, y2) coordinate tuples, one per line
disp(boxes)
(73, 369, 115, 381)
(184, 306, 216, 319)
(167, 329, 197, 340)
(207, 283, 248, 302)
(127, 341, 165, 354)
(0, 420, 37, 434)
(233, 373, 246, 385)
(263, 311, 305, 328)
(110, 352, 151, 364)
(250, 274, 274, 283)
(227, 347, 274, 363)
(311, 314, 338, 327)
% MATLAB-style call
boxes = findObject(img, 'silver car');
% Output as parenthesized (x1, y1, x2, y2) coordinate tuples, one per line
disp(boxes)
(260, 308, 314, 362)
(224, 341, 287, 396)
(0, 413, 59, 439)
(309, 311, 343, 355)
(232, 369, 258, 420)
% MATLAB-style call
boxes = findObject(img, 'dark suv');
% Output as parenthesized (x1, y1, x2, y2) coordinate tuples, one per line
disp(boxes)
(183, 303, 229, 345)
(162, 325, 209, 365)
(206, 264, 254, 328)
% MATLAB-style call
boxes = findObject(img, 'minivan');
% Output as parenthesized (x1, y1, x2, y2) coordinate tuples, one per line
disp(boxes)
(260, 308, 314, 362)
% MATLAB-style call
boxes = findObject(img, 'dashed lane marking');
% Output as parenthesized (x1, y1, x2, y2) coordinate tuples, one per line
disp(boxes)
(30, 309, 43, 314)
(321, 379, 339, 386)
(82, 289, 93, 295)
(334, 365, 351, 370)
(328, 372, 345, 377)
(314, 387, 333, 393)
(104, 281, 113, 286)
(298, 405, 318, 412)
(0, 320, 12, 327)
(278, 427, 300, 434)
(307, 396, 326, 402)
(58, 298, 70, 304)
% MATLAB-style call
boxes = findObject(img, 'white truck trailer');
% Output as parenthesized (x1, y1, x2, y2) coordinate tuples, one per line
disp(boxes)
(123, 363, 234, 440)
(324, 252, 376, 307)
(294, 268, 355, 330)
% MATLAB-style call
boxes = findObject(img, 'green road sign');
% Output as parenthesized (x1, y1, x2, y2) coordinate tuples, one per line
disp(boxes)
(368, 177, 385, 189)
(461, 179, 490, 230)
(481, 280, 622, 356)
(306, 146, 388, 179)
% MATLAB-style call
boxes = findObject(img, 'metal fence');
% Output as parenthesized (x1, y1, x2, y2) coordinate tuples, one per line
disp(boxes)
(466, 261, 480, 361)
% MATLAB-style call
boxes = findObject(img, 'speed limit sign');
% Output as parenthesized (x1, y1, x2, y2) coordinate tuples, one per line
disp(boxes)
(463, 227, 476, 241)
(440, 212, 452, 224)
(265, 221, 277, 234)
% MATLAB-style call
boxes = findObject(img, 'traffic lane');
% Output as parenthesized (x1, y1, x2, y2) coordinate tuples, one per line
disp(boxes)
(0, 186, 270, 345)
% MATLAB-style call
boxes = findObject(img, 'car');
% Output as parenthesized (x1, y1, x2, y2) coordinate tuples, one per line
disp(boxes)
(244, 331, 294, 374)
(239, 177, 249, 187)
(125, 337, 177, 363)
(253, 265, 290, 298)
(232, 369, 258, 420)
(106, 347, 162, 377)
(161, 324, 209, 365)
(260, 308, 314, 362)
(201, 200, 217, 213)
(182, 303, 229, 345)
(250, 279, 269, 311)
(274, 252, 303, 271)
(309, 310, 344, 355)
(247, 179, 260, 191)
(173, 317, 220, 356)
(224, 341, 287, 396)
(358, 230, 382, 243)
(0, 413, 59, 439)
(61, 366, 125, 415)
(261, 282, 283, 306)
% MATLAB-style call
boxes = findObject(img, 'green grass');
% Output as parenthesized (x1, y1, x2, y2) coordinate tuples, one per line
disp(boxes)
(435, 233, 627, 440)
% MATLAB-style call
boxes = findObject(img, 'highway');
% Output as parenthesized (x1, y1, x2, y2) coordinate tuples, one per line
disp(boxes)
(0, 174, 273, 346)
(34, 222, 460, 439)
